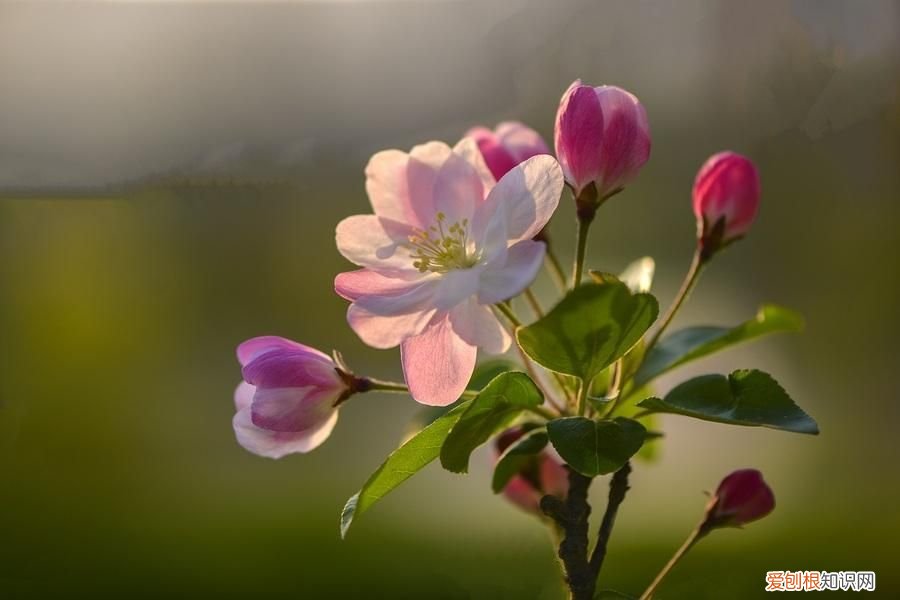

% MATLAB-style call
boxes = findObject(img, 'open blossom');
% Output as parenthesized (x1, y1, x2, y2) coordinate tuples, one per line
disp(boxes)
(693, 151, 760, 248)
(233, 336, 346, 458)
(495, 428, 569, 515)
(703, 469, 775, 529)
(465, 121, 550, 181)
(554, 80, 651, 198)
(335, 138, 563, 406)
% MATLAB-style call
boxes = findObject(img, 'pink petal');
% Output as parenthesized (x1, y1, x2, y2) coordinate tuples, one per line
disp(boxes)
(472, 155, 563, 247)
(250, 385, 338, 433)
(594, 86, 651, 196)
(432, 139, 488, 225)
(502, 476, 543, 515)
(449, 298, 511, 354)
(432, 267, 484, 311)
(466, 126, 517, 181)
(335, 268, 431, 303)
(234, 381, 256, 411)
(555, 81, 605, 194)
(236, 336, 330, 367)
(539, 455, 570, 499)
(452, 136, 496, 195)
(400, 313, 477, 406)
(241, 349, 341, 391)
(404, 141, 455, 228)
(233, 405, 338, 459)
(365, 149, 420, 226)
(347, 304, 437, 349)
(477, 240, 545, 305)
(335, 214, 417, 275)
(495, 121, 551, 163)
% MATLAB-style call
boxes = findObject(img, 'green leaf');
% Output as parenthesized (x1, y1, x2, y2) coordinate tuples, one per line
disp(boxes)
(340, 399, 473, 538)
(403, 359, 518, 435)
(546, 417, 646, 477)
(637, 369, 819, 434)
(440, 372, 543, 474)
(491, 428, 549, 493)
(636, 305, 804, 386)
(517, 282, 658, 383)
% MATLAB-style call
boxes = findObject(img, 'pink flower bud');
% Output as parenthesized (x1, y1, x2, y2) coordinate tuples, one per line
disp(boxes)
(232, 336, 349, 458)
(465, 121, 550, 181)
(495, 428, 569, 516)
(692, 151, 760, 252)
(704, 469, 775, 529)
(554, 80, 651, 198)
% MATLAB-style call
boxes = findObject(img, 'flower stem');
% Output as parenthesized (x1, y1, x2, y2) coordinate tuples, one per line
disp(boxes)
(524, 288, 545, 318)
(495, 302, 523, 328)
(638, 525, 707, 600)
(643, 247, 707, 356)
(364, 378, 478, 399)
(540, 470, 596, 600)
(572, 216, 593, 288)
(576, 377, 590, 417)
(545, 246, 568, 292)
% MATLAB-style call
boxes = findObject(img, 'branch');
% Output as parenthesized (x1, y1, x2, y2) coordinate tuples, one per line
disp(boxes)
(541, 469, 596, 600)
(590, 462, 632, 575)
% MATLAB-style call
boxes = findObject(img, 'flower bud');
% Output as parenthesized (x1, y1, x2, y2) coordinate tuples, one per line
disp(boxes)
(465, 121, 550, 181)
(554, 80, 651, 198)
(495, 428, 569, 516)
(692, 151, 760, 256)
(233, 336, 350, 458)
(702, 469, 775, 530)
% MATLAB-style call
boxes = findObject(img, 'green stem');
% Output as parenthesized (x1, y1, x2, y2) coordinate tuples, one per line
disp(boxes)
(576, 378, 590, 417)
(545, 246, 568, 292)
(365, 378, 478, 399)
(524, 288, 545, 318)
(643, 247, 706, 356)
(495, 302, 523, 328)
(638, 525, 707, 600)
(572, 216, 593, 288)
(527, 405, 558, 420)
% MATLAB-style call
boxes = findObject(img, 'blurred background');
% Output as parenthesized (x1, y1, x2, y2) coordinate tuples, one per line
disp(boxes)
(1, 0, 898, 598)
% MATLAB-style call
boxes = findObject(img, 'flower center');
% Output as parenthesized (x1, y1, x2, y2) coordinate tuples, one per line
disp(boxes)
(408, 212, 479, 273)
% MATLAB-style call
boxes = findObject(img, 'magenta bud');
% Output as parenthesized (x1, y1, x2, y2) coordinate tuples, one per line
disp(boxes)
(704, 469, 775, 529)
(495, 428, 569, 516)
(554, 80, 651, 199)
(465, 121, 550, 181)
(692, 151, 760, 256)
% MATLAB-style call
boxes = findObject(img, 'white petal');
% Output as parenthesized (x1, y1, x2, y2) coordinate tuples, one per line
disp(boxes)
(477, 240, 546, 304)
(347, 304, 437, 349)
(335, 214, 416, 275)
(450, 298, 511, 354)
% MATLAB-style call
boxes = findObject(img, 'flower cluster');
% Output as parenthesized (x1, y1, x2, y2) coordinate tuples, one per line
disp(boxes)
(230, 79, 815, 599)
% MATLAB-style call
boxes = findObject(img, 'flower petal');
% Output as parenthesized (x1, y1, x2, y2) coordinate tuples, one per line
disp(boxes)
(472, 155, 563, 246)
(594, 85, 651, 195)
(365, 149, 419, 226)
(241, 348, 341, 391)
(555, 81, 605, 194)
(236, 336, 330, 367)
(432, 267, 484, 311)
(477, 240, 545, 304)
(495, 121, 551, 163)
(449, 298, 511, 354)
(347, 304, 437, 349)
(432, 139, 488, 225)
(335, 214, 417, 275)
(234, 381, 256, 411)
(335, 268, 429, 302)
(233, 406, 338, 458)
(401, 313, 477, 406)
(250, 386, 338, 433)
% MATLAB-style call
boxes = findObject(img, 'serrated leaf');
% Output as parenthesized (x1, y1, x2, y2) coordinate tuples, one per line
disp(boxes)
(635, 305, 804, 386)
(637, 369, 818, 434)
(440, 372, 543, 474)
(546, 417, 646, 477)
(340, 399, 473, 538)
(491, 428, 549, 493)
(517, 282, 658, 383)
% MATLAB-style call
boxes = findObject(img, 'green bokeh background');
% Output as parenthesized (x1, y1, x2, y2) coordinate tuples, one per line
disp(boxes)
(1, 1, 898, 598)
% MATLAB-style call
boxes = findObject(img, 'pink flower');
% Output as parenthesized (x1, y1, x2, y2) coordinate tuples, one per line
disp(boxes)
(233, 336, 346, 458)
(554, 80, 651, 198)
(335, 139, 563, 406)
(704, 469, 775, 528)
(495, 428, 569, 515)
(693, 151, 760, 249)
(465, 121, 550, 181)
